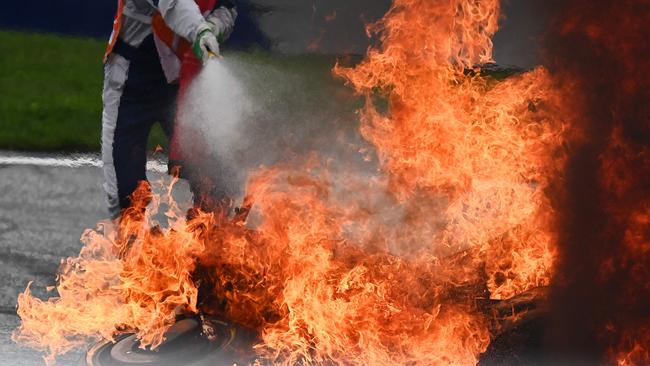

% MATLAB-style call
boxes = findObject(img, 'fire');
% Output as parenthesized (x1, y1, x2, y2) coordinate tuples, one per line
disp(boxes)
(333, 0, 564, 300)
(13, 179, 203, 363)
(24, 0, 649, 364)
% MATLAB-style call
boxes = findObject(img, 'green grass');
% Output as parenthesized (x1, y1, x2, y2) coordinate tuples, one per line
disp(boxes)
(0, 30, 168, 151)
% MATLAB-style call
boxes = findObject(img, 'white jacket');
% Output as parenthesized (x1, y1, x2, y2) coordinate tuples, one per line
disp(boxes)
(118, 0, 205, 82)
(120, 0, 206, 46)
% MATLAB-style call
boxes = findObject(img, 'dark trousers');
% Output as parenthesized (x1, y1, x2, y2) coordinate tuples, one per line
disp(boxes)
(104, 35, 178, 216)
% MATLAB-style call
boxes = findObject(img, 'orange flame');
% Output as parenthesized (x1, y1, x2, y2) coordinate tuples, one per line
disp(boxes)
(333, 0, 564, 300)
(14, 0, 571, 365)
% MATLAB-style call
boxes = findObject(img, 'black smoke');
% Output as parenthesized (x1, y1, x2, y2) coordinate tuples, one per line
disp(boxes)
(543, 0, 650, 363)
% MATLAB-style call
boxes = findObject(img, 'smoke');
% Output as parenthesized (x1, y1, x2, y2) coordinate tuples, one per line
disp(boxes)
(176, 58, 252, 200)
(181, 60, 251, 161)
(543, 0, 650, 363)
(174, 52, 434, 257)
(175, 51, 371, 204)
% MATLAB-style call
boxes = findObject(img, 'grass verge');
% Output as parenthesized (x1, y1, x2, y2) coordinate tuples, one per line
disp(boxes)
(0, 30, 167, 151)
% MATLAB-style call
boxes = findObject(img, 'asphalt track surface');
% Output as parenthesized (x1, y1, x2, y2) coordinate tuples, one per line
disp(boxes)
(0, 153, 192, 365)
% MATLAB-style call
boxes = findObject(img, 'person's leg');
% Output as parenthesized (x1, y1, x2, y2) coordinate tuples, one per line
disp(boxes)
(111, 99, 152, 213)
(101, 53, 132, 218)
(102, 36, 172, 218)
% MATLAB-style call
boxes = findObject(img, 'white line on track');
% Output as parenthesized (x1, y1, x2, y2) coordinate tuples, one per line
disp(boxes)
(0, 152, 168, 173)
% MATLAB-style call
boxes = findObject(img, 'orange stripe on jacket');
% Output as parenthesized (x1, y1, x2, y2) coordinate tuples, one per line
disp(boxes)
(151, 0, 218, 59)
(103, 0, 125, 63)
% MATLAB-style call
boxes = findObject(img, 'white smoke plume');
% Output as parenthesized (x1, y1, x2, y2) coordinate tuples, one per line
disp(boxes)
(173, 52, 446, 258)
(175, 51, 368, 203)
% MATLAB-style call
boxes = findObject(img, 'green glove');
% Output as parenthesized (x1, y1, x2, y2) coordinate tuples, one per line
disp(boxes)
(192, 23, 220, 64)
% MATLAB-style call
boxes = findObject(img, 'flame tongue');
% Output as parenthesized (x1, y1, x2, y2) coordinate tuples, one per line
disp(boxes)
(13, 0, 572, 365)
(334, 0, 563, 300)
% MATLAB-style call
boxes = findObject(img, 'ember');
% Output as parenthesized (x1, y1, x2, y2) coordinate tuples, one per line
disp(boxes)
(13, 0, 648, 365)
